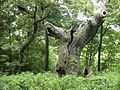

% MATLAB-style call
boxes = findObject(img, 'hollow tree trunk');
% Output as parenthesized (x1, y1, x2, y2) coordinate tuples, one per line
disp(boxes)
(44, 1, 109, 76)
(56, 15, 105, 76)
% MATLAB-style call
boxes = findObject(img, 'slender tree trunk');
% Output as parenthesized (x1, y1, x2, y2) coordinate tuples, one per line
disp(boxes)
(89, 43, 92, 67)
(18, 7, 49, 63)
(98, 25, 103, 71)
(86, 48, 89, 67)
(45, 28, 49, 71)
(17, 7, 38, 73)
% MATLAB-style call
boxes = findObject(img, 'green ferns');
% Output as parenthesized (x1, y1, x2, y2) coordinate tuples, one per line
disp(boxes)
(0, 72, 120, 90)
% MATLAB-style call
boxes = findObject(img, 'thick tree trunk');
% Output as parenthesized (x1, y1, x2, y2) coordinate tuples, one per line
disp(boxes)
(56, 44, 81, 76)
(56, 15, 105, 76)
(44, 1, 108, 76)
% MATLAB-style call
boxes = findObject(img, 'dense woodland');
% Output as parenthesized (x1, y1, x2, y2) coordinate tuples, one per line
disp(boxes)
(0, 0, 120, 89)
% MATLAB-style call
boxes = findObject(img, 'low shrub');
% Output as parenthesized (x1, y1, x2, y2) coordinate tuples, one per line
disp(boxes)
(0, 71, 119, 90)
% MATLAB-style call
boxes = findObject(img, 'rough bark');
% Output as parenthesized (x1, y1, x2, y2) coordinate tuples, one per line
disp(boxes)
(44, 1, 108, 76)
(44, 22, 69, 42)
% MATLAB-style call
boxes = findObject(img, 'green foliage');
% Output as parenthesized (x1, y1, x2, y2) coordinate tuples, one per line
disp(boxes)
(0, 0, 120, 78)
(0, 72, 120, 90)
(0, 0, 58, 73)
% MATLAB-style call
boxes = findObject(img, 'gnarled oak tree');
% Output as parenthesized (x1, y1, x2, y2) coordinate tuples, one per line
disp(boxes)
(44, 0, 109, 76)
